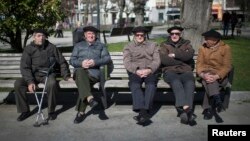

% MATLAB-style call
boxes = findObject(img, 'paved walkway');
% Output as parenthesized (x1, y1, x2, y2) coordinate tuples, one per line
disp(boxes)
(0, 91, 250, 141)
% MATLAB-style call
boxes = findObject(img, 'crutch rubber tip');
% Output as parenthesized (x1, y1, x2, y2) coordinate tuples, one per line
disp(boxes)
(33, 122, 41, 127)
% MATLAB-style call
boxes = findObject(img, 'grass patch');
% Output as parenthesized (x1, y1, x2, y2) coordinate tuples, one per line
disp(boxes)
(224, 37, 250, 91)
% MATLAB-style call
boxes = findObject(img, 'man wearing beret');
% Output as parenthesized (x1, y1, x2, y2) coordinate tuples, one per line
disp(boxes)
(14, 29, 73, 122)
(159, 26, 196, 125)
(70, 26, 112, 124)
(123, 26, 160, 124)
(197, 29, 232, 122)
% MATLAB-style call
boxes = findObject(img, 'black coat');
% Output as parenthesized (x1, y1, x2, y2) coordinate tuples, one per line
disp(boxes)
(20, 40, 71, 84)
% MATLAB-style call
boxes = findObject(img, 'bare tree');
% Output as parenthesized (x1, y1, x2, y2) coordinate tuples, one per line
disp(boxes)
(131, 0, 148, 26)
(124, 0, 134, 26)
(117, 0, 126, 27)
(181, 0, 213, 52)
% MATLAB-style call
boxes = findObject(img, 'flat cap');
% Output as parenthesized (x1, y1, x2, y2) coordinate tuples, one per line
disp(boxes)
(82, 26, 100, 33)
(202, 29, 221, 39)
(33, 29, 49, 37)
(167, 26, 184, 33)
(132, 26, 149, 34)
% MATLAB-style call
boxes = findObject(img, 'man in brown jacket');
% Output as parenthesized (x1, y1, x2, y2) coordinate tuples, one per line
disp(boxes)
(123, 26, 160, 125)
(197, 29, 232, 123)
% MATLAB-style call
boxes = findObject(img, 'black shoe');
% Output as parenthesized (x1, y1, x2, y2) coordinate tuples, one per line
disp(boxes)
(176, 107, 184, 117)
(138, 114, 150, 124)
(89, 98, 98, 108)
(48, 112, 57, 120)
(187, 111, 197, 126)
(17, 111, 30, 121)
(133, 113, 142, 122)
(74, 113, 86, 124)
(202, 108, 213, 120)
(180, 112, 188, 124)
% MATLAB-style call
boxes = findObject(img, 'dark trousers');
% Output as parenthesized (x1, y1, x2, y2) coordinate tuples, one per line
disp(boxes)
(128, 72, 157, 111)
(74, 69, 98, 112)
(14, 75, 57, 114)
(202, 78, 228, 109)
(163, 71, 195, 108)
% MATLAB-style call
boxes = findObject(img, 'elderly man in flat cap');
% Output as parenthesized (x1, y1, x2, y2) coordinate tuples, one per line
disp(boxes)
(70, 26, 112, 124)
(159, 26, 196, 125)
(14, 29, 73, 122)
(123, 26, 160, 124)
(197, 29, 232, 123)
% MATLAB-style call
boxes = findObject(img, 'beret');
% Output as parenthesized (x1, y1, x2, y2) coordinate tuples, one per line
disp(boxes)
(167, 26, 184, 33)
(202, 29, 222, 39)
(131, 26, 149, 34)
(82, 26, 100, 33)
(33, 29, 49, 37)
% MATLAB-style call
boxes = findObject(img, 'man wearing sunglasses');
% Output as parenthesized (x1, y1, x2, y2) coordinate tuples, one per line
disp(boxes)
(123, 26, 160, 125)
(159, 26, 196, 126)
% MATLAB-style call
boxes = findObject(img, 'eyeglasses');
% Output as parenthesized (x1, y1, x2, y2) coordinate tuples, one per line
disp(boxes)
(170, 32, 181, 36)
(135, 34, 145, 37)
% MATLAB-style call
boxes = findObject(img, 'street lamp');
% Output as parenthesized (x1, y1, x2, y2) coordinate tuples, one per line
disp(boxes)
(96, 0, 101, 40)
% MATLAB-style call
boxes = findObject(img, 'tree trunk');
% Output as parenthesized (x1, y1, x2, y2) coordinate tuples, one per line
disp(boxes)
(23, 29, 32, 49)
(84, 0, 90, 25)
(132, 0, 147, 26)
(8, 28, 23, 52)
(118, 0, 125, 27)
(135, 14, 144, 26)
(181, 0, 213, 52)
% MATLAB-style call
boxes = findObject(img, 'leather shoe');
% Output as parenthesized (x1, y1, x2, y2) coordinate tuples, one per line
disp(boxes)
(180, 112, 188, 124)
(133, 114, 142, 122)
(17, 111, 30, 121)
(137, 113, 150, 124)
(89, 98, 98, 108)
(48, 112, 57, 120)
(74, 113, 86, 124)
(202, 108, 213, 120)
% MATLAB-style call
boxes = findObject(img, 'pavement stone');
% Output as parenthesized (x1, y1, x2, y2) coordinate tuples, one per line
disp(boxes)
(0, 97, 250, 141)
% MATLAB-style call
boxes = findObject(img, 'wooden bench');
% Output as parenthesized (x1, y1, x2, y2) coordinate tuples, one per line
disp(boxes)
(104, 52, 234, 108)
(0, 53, 108, 108)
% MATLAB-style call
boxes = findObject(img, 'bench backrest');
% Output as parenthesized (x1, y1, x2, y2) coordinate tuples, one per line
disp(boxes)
(0, 53, 74, 78)
(107, 52, 198, 79)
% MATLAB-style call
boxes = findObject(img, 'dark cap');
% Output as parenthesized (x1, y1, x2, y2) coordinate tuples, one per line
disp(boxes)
(33, 29, 49, 37)
(167, 26, 184, 33)
(82, 26, 100, 33)
(132, 26, 149, 34)
(202, 29, 221, 39)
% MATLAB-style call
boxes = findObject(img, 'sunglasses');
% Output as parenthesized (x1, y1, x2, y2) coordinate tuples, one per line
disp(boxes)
(170, 32, 181, 36)
(135, 34, 145, 37)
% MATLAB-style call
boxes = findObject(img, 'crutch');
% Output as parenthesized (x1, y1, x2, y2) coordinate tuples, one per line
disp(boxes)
(33, 71, 49, 127)
(33, 58, 56, 127)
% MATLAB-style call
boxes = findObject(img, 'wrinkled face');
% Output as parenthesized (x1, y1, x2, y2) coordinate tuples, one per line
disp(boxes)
(134, 32, 145, 43)
(84, 31, 96, 43)
(33, 33, 46, 45)
(170, 29, 181, 42)
(204, 37, 219, 47)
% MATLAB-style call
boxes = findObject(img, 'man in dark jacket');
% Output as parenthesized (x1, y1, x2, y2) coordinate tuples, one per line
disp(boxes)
(160, 26, 196, 126)
(14, 29, 73, 122)
(70, 26, 111, 124)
